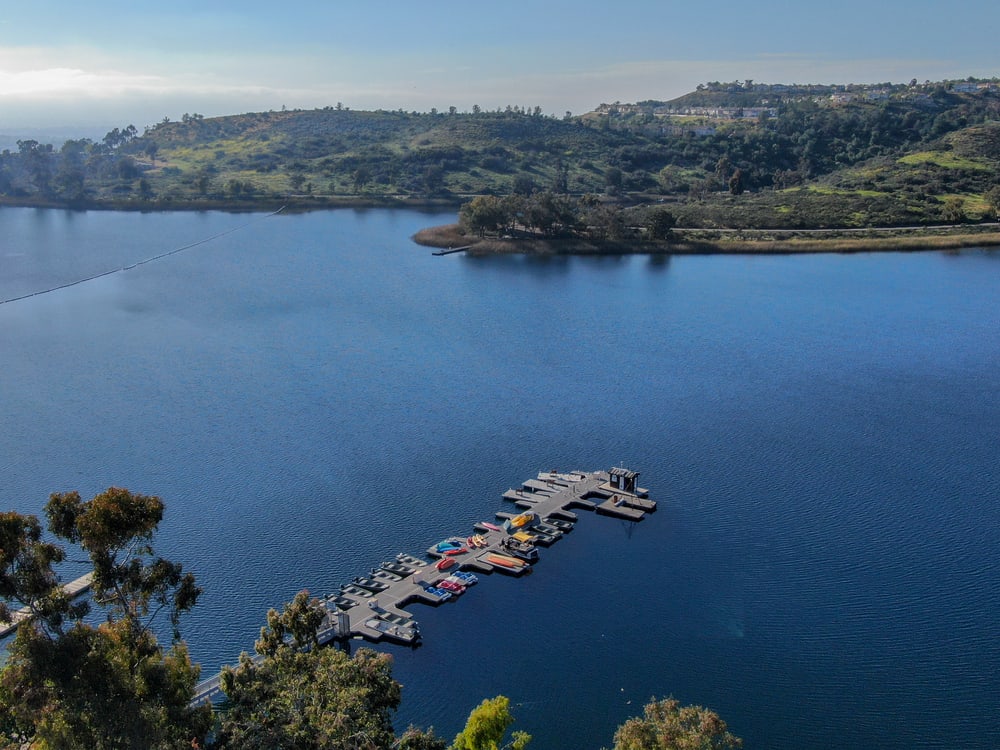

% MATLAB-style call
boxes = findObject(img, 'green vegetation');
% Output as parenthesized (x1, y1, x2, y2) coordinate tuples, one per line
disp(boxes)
(2, 492, 744, 749)
(612, 697, 741, 750)
(0, 488, 209, 749)
(2, 78, 999, 233)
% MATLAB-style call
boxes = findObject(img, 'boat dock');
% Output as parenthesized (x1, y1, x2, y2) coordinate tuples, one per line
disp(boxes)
(0, 572, 95, 638)
(431, 245, 471, 256)
(191, 467, 653, 705)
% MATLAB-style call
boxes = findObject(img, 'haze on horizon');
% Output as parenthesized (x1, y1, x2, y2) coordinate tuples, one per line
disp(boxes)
(1, 0, 997, 136)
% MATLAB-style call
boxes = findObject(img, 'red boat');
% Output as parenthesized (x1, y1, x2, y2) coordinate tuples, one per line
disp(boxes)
(442, 547, 467, 556)
(435, 558, 456, 571)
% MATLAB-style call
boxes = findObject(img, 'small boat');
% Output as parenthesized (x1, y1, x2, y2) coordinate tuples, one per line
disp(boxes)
(417, 581, 452, 601)
(486, 552, 526, 569)
(500, 537, 539, 562)
(435, 557, 456, 571)
(435, 540, 464, 553)
(472, 534, 488, 547)
(534, 522, 564, 538)
(451, 570, 478, 586)
(353, 576, 390, 593)
(325, 594, 359, 611)
(442, 546, 467, 556)
(506, 512, 536, 530)
(542, 517, 574, 532)
(380, 561, 417, 576)
(340, 584, 373, 598)
(436, 579, 465, 594)
(480, 521, 503, 532)
(370, 568, 402, 582)
(396, 553, 428, 567)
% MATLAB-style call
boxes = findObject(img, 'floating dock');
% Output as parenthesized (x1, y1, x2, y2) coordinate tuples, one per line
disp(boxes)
(191, 467, 653, 705)
(0, 572, 94, 638)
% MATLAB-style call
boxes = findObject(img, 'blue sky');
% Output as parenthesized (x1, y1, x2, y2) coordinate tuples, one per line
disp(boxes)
(1, 0, 997, 132)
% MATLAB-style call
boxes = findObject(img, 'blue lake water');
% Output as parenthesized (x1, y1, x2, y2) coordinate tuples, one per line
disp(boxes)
(1, 206, 998, 749)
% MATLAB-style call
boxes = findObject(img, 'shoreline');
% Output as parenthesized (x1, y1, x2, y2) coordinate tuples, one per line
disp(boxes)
(413, 223, 1000, 256)
(0, 195, 463, 213)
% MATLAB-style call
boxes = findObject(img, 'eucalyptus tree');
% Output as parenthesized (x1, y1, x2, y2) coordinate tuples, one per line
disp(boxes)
(0, 488, 210, 749)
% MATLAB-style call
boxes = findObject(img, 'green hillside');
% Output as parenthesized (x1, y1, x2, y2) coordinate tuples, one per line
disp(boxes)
(2, 79, 999, 228)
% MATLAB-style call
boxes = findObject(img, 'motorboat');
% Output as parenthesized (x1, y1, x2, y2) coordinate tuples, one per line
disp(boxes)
(370, 568, 402, 583)
(340, 584, 373, 598)
(500, 536, 539, 562)
(542, 517, 574, 532)
(380, 560, 417, 576)
(353, 576, 390, 593)
(396, 553, 428, 567)
(325, 594, 359, 610)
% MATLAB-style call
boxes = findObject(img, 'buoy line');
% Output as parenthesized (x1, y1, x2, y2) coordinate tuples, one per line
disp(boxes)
(0, 206, 285, 306)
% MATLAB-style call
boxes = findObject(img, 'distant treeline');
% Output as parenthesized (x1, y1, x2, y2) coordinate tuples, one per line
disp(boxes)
(2, 80, 1000, 228)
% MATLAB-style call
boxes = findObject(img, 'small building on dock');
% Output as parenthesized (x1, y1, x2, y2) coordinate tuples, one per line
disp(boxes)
(608, 467, 640, 494)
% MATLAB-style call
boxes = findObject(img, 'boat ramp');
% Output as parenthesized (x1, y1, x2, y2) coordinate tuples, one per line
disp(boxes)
(191, 467, 653, 705)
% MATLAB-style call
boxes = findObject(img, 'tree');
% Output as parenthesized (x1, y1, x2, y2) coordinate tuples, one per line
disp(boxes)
(450, 696, 530, 750)
(216, 591, 403, 749)
(645, 207, 676, 241)
(605, 166, 623, 195)
(0, 488, 210, 749)
(942, 195, 966, 223)
(983, 185, 1000, 220)
(612, 697, 741, 750)
(460, 195, 509, 237)
(728, 169, 745, 196)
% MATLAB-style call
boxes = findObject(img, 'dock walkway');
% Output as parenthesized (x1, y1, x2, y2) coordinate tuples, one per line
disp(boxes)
(191, 467, 653, 705)
(0, 572, 94, 638)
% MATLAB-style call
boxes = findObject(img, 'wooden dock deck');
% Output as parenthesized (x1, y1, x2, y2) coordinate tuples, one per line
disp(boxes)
(191, 467, 654, 705)
(0, 572, 95, 638)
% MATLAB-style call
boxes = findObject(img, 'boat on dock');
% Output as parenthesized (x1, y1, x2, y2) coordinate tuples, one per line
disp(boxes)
(486, 552, 527, 569)
(325, 594, 359, 611)
(500, 536, 539, 562)
(396, 553, 429, 567)
(340, 584, 374, 598)
(353, 576, 390, 593)
(370, 568, 403, 583)
(380, 560, 418, 577)
(542, 517, 574, 532)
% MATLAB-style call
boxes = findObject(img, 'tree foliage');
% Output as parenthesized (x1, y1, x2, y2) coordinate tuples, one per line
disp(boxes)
(612, 697, 741, 750)
(0, 488, 209, 749)
(216, 591, 403, 749)
(450, 696, 530, 750)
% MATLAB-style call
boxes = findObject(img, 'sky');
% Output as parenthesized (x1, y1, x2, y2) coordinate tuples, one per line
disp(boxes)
(1, 0, 998, 135)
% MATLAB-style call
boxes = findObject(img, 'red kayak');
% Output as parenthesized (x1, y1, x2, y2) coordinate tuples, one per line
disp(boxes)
(442, 547, 467, 556)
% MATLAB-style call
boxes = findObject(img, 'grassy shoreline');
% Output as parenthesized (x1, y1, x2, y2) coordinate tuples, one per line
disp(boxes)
(413, 223, 1000, 255)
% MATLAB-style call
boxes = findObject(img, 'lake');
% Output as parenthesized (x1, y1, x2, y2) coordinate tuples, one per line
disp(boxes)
(1, 206, 998, 749)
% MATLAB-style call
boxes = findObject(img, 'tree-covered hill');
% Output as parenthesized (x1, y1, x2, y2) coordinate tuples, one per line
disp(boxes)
(2, 78, 998, 228)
